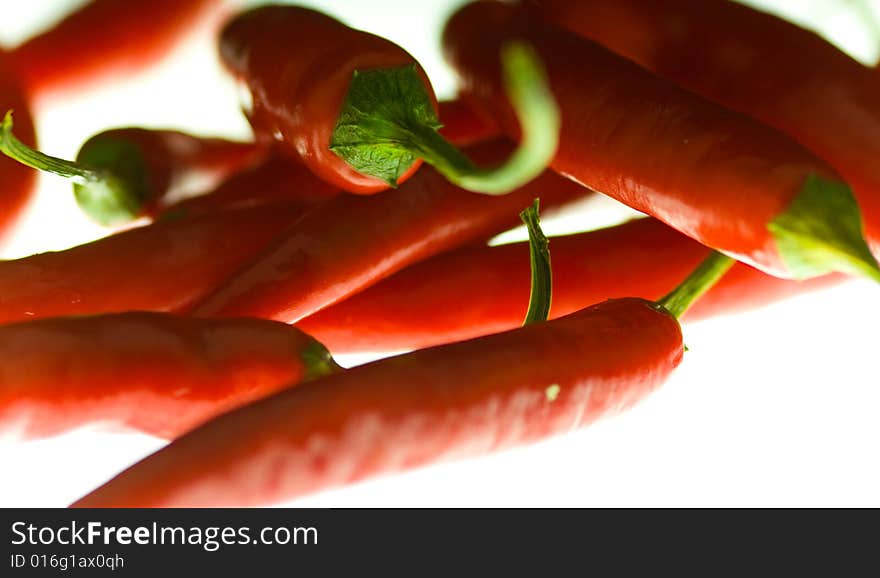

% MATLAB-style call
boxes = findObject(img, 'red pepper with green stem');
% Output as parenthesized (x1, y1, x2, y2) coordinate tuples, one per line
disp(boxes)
(72, 209, 733, 508)
(160, 98, 494, 218)
(188, 139, 588, 324)
(0, 204, 308, 325)
(11, 0, 227, 103)
(299, 218, 844, 354)
(442, 1, 880, 282)
(0, 116, 267, 226)
(218, 5, 558, 195)
(0, 54, 36, 246)
(0, 312, 338, 441)
(531, 0, 880, 260)
(0, 95, 492, 226)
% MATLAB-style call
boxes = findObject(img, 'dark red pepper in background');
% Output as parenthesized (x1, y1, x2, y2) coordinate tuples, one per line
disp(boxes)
(438, 99, 501, 147)
(10, 0, 227, 103)
(0, 52, 36, 247)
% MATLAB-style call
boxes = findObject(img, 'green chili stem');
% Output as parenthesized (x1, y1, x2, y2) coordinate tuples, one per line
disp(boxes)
(416, 42, 560, 195)
(657, 251, 735, 320)
(0, 111, 106, 185)
(520, 198, 552, 325)
(330, 41, 559, 194)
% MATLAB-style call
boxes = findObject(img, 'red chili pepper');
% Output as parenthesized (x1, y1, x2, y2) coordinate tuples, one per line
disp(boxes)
(442, 1, 880, 282)
(0, 53, 36, 245)
(188, 139, 588, 324)
(163, 99, 494, 218)
(0, 312, 337, 440)
(11, 0, 227, 102)
(438, 99, 501, 146)
(0, 204, 306, 325)
(299, 218, 843, 353)
(0, 118, 264, 226)
(218, 5, 559, 196)
(159, 152, 339, 219)
(531, 0, 880, 259)
(71, 243, 733, 507)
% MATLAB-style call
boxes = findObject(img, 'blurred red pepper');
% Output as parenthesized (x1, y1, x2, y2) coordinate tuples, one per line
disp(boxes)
(0, 52, 36, 246)
(11, 0, 227, 103)
(160, 151, 338, 219)
(438, 99, 501, 147)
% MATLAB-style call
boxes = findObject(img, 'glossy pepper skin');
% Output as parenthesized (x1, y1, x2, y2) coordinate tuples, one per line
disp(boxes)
(300, 218, 843, 353)
(442, 2, 850, 278)
(12, 0, 226, 102)
(77, 128, 265, 219)
(159, 152, 338, 219)
(0, 204, 307, 325)
(73, 298, 682, 507)
(219, 5, 435, 194)
(189, 139, 587, 323)
(531, 0, 880, 257)
(0, 52, 36, 245)
(0, 312, 336, 440)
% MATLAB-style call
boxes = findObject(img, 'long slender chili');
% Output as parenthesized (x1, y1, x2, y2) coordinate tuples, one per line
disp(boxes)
(0, 312, 338, 440)
(71, 249, 733, 508)
(0, 54, 36, 245)
(0, 116, 265, 226)
(11, 0, 226, 102)
(298, 218, 843, 354)
(531, 0, 880, 259)
(0, 204, 307, 325)
(188, 139, 588, 324)
(218, 5, 558, 195)
(442, 1, 880, 282)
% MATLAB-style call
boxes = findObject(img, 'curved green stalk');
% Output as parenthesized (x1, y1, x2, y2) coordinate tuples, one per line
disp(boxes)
(330, 41, 559, 195)
(0, 111, 145, 226)
(521, 198, 552, 325)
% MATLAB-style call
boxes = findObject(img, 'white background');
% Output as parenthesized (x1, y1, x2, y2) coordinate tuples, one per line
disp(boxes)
(0, 0, 879, 507)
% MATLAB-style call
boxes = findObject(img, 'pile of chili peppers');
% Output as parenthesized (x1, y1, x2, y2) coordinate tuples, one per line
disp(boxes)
(0, 0, 877, 507)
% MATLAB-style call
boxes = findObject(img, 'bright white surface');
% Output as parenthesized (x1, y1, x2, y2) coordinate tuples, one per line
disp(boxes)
(0, 0, 879, 507)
